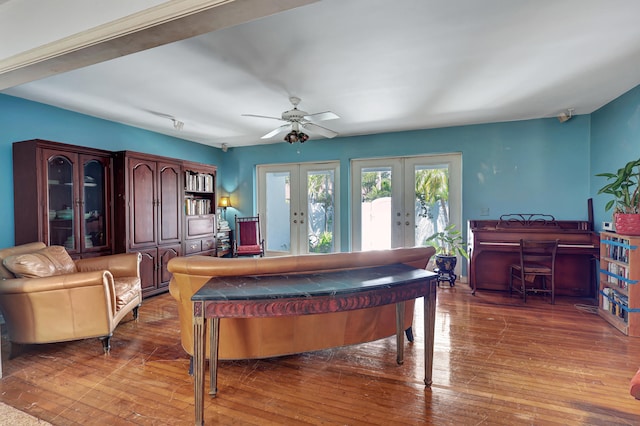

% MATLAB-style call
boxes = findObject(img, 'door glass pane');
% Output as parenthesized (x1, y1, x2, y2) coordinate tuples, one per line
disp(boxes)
(84, 159, 107, 248)
(307, 169, 335, 253)
(265, 171, 291, 253)
(48, 155, 75, 249)
(415, 165, 449, 246)
(360, 166, 392, 250)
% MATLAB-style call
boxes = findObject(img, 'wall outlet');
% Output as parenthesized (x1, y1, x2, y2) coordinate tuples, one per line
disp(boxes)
(480, 207, 490, 216)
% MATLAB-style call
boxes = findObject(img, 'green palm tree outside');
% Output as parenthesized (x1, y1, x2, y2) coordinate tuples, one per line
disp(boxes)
(308, 172, 334, 252)
(416, 168, 449, 228)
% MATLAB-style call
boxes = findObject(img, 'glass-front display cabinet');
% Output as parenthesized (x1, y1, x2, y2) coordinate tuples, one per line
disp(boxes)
(13, 140, 112, 258)
(46, 153, 110, 253)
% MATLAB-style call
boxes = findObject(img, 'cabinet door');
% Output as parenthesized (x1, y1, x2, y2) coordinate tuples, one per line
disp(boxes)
(129, 158, 157, 249)
(44, 149, 80, 254)
(158, 162, 182, 245)
(138, 248, 158, 293)
(80, 154, 111, 253)
(159, 244, 181, 288)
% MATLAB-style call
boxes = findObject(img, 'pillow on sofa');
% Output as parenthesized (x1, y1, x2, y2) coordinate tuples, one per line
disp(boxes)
(3, 246, 77, 278)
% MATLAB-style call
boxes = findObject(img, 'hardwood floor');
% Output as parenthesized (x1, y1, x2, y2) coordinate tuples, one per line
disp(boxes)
(1, 284, 639, 425)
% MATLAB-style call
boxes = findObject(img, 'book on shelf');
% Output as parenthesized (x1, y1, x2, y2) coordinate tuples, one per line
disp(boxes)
(185, 171, 214, 192)
(606, 260, 630, 290)
(609, 262, 618, 285)
(608, 237, 630, 262)
(184, 198, 212, 216)
(217, 237, 231, 251)
(602, 287, 629, 322)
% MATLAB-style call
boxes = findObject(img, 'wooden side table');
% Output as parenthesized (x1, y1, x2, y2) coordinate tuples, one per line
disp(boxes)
(191, 263, 438, 425)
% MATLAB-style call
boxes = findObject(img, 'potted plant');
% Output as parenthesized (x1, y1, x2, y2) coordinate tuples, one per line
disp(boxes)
(596, 158, 640, 235)
(425, 224, 469, 285)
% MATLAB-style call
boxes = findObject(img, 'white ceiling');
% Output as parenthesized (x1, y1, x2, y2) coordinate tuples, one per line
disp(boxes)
(3, 0, 640, 149)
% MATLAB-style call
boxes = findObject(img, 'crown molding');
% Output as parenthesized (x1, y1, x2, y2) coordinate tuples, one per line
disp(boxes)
(0, 0, 316, 90)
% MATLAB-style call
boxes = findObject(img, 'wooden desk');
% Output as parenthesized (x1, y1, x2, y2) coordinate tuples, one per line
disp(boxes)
(191, 264, 438, 425)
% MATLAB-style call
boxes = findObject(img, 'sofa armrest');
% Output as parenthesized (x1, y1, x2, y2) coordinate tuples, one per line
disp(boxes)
(0, 270, 114, 295)
(75, 253, 141, 279)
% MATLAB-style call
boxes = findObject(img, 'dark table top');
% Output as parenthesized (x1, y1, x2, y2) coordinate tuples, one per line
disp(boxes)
(192, 263, 435, 302)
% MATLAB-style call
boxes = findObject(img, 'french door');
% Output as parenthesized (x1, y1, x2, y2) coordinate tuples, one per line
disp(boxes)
(351, 153, 462, 251)
(257, 161, 340, 256)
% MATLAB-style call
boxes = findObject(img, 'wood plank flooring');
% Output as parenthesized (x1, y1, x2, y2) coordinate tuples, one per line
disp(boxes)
(1, 284, 640, 425)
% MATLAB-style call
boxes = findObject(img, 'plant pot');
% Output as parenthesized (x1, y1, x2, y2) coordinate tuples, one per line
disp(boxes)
(614, 213, 640, 236)
(435, 254, 457, 273)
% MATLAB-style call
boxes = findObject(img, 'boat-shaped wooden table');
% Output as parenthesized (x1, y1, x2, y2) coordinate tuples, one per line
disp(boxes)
(191, 263, 438, 425)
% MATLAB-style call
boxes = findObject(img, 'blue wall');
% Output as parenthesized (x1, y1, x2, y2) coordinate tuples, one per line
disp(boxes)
(591, 85, 640, 229)
(3, 82, 639, 253)
(0, 94, 222, 248)
(224, 116, 592, 250)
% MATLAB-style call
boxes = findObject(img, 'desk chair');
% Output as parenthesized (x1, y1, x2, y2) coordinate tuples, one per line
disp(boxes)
(233, 215, 265, 257)
(509, 239, 559, 304)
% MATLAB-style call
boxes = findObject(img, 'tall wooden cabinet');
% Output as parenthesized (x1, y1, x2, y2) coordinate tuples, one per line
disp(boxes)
(113, 151, 183, 297)
(13, 139, 112, 258)
(598, 231, 640, 336)
(183, 162, 217, 257)
(13, 140, 219, 299)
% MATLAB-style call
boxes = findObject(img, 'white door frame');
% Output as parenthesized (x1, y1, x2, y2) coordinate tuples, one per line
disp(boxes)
(257, 161, 340, 256)
(351, 153, 462, 260)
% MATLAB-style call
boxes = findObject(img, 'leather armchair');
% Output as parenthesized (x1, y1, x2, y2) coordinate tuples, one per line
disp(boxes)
(0, 242, 142, 354)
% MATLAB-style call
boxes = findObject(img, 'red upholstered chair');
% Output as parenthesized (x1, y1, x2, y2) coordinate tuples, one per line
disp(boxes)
(233, 215, 265, 257)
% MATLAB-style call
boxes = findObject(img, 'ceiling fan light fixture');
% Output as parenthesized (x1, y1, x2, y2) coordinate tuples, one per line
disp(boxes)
(284, 130, 308, 143)
(246, 97, 338, 142)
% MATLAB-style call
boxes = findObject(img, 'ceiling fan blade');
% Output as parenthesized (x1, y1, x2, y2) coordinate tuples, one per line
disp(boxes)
(303, 111, 339, 122)
(261, 124, 290, 139)
(302, 122, 338, 139)
(242, 114, 285, 122)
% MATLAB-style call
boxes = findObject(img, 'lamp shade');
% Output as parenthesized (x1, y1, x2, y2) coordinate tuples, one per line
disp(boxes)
(218, 196, 231, 208)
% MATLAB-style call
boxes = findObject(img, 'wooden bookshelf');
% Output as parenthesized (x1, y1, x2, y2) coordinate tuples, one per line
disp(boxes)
(182, 162, 217, 257)
(598, 231, 640, 336)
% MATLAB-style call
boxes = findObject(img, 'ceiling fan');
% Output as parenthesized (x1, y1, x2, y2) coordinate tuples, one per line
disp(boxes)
(243, 96, 339, 143)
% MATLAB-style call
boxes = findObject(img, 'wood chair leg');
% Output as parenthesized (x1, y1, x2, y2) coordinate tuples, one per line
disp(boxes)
(508, 269, 513, 296)
(133, 305, 140, 320)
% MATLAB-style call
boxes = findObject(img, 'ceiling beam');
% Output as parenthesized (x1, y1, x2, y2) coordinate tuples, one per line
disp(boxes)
(0, 0, 317, 90)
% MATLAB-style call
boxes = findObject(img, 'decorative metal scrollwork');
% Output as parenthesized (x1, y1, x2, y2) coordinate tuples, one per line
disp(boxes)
(497, 213, 557, 228)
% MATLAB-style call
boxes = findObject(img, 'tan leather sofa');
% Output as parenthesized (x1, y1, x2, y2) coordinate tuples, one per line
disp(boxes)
(168, 246, 435, 360)
(0, 242, 142, 354)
